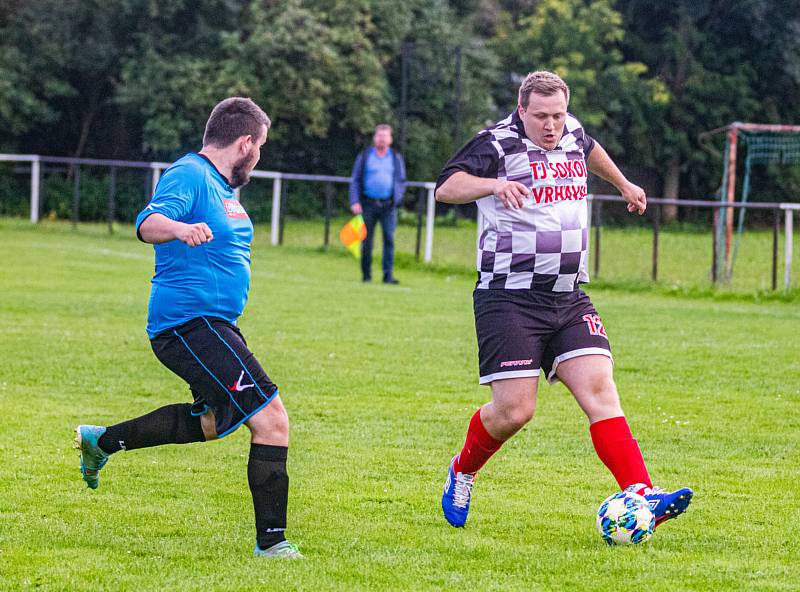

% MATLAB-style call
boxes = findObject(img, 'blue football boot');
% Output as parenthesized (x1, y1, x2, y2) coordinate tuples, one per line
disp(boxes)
(441, 456, 475, 528)
(74, 425, 110, 490)
(626, 484, 693, 528)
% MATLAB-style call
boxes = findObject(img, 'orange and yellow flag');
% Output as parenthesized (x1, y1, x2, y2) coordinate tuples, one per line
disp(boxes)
(339, 215, 367, 258)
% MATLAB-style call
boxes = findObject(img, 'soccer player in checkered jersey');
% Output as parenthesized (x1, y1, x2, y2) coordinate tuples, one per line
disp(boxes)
(435, 71, 692, 528)
(74, 98, 302, 558)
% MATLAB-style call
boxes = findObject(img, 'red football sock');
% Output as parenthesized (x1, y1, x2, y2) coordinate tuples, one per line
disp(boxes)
(453, 409, 504, 475)
(589, 416, 652, 490)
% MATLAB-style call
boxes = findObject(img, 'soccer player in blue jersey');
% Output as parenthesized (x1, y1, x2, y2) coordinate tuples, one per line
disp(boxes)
(435, 71, 693, 530)
(74, 97, 302, 559)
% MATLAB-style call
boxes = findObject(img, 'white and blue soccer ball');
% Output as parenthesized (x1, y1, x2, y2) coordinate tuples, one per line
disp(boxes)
(596, 491, 655, 545)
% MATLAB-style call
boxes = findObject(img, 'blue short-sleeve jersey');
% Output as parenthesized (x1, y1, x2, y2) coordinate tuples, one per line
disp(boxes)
(135, 153, 254, 338)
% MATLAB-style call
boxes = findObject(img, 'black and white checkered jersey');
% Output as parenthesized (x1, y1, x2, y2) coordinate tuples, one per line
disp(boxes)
(437, 111, 596, 292)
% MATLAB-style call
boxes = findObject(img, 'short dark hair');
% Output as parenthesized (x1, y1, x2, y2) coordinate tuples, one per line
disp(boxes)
(518, 71, 570, 108)
(202, 97, 271, 148)
(375, 124, 392, 133)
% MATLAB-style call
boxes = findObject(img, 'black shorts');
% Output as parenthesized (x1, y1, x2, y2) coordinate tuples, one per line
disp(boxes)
(150, 316, 279, 438)
(473, 288, 612, 385)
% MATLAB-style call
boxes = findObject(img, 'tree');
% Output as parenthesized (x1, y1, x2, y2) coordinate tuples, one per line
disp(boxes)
(617, 0, 800, 213)
(376, 0, 499, 180)
(0, 0, 146, 157)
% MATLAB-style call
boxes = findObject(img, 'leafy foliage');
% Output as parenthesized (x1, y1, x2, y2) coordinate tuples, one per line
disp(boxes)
(0, 0, 798, 201)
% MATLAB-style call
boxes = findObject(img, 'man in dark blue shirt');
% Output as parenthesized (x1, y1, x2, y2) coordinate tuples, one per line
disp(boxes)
(74, 97, 302, 559)
(349, 124, 407, 284)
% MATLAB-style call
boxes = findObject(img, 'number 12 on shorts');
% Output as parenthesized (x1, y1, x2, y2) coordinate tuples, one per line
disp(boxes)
(582, 314, 607, 337)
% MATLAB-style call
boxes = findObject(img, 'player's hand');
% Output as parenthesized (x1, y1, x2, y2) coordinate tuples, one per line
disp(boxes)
(493, 180, 530, 209)
(621, 182, 646, 215)
(350, 202, 363, 215)
(176, 222, 213, 247)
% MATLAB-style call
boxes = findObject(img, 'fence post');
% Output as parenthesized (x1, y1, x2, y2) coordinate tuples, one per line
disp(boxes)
(279, 180, 288, 245)
(323, 182, 333, 249)
(415, 187, 425, 261)
(712, 208, 718, 284)
(72, 166, 81, 228)
(107, 166, 117, 234)
(652, 204, 660, 281)
(143, 169, 151, 206)
(772, 209, 780, 290)
(593, 199, 602, 278)
(423, 185, 435, 264)
(150, 165, 161, 197)
(785, 209, 794, 289)
(30, 158, 40, 223)
(270, 177, 281, 246)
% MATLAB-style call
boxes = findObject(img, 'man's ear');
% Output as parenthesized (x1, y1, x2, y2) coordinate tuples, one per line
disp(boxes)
(240, 135, 252, 154)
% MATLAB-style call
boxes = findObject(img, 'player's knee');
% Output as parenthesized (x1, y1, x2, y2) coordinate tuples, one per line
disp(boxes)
(248, 399, 289, 439)
(271, 405, 289, 435)
(585, 378, 622, 416)
(588, 376, 618, 402)
(503, 403, 535, 431)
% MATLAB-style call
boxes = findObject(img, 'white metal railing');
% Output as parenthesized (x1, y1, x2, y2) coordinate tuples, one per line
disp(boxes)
(0, 153, 797, 288)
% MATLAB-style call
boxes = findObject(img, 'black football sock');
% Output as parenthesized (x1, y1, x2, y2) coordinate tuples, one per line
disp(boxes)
(248, 444, 289, 550)
(97, 403, 205, 454)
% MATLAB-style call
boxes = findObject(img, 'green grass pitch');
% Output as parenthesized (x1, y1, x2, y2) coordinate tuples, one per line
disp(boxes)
(0, 218, 798, 591)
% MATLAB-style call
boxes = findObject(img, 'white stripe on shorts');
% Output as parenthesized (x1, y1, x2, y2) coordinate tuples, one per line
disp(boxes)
(547, 347, 613, 384)
(479, 368, 540, 385)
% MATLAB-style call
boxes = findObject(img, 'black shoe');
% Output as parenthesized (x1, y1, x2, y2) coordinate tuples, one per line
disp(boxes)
(383, 276, 399, 285)
(362, 277, 372, 283)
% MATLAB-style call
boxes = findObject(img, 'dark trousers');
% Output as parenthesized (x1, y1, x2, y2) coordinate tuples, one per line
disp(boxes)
(361, 197, 397, 280)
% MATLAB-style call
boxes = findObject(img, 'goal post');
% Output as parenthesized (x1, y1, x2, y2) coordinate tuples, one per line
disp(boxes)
(703, 122, 800, 281)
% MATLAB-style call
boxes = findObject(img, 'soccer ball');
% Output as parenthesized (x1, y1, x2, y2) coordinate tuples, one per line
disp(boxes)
(596, 491, 655, 545)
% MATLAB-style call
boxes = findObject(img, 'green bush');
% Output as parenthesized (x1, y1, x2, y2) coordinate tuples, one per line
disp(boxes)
(0, 168, 28, 217)
(35, 168, 152, 223)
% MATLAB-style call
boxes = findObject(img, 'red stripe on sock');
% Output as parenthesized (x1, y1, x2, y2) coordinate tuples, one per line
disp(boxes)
(589, 416, 652, 490)
(453, 409, 503, 475)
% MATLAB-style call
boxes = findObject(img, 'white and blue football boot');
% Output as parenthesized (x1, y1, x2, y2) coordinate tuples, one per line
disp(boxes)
(626, 483, 693, 528)
(254, 540, 304, 559)
(74, 425, 110, 490)
(441, 456, 475, 528)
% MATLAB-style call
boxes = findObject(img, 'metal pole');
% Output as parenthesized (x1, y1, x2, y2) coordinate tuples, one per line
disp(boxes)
(453, 45, 462, 148)
(785, 209, 794, 289)
(150, 166, 161, 197)
(270, 177, 281, 246)
(72, 166, 81, 228)
(415, 187, 425, 261)
(279, 180, 288, 246)
(772, 209, 779, 291)
(323, 182, 333, 249)
(107, 166, 117, 234)
(143, 169, 151, 206)
(712, 208, 718, 284)
(724, 128, 738, 273)
(593, 200, 602, 278)
(30, 158, 40, 223)
(400, 41, 411, 155)
(423, 186, 435, 264)
(652, 204, 660, 281)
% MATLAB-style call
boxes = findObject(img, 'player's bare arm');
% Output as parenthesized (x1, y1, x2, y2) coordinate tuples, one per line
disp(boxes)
(586, 143, 647, 215)
(436, 171, 530, 209)
(139, 212, 214, 246)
